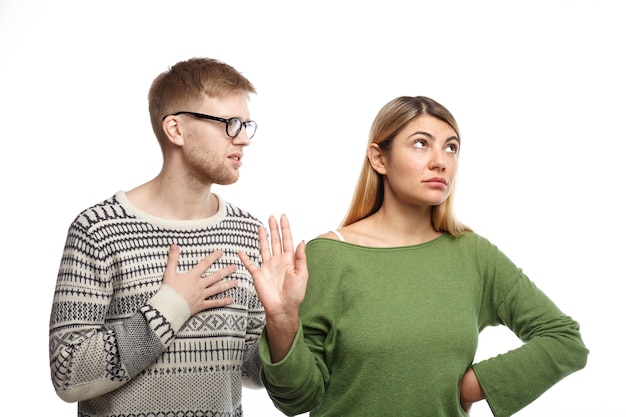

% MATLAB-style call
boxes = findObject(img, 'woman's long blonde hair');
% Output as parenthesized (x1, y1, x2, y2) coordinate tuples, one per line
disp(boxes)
(341, 96, 471, 236)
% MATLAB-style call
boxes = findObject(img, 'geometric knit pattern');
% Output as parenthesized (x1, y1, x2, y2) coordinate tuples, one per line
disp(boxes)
(49, 191, 265, 417)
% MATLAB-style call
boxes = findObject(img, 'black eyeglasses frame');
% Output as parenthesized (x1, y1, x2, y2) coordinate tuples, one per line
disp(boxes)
(163, 111, 257, 139)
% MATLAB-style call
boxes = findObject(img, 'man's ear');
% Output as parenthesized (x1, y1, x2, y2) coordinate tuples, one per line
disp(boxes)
(162, 115, 185, 147)
(367, 143, 387, 175)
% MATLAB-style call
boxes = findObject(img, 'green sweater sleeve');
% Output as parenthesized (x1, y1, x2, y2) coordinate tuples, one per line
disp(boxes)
(472, 249, 588, 416)
(259, 322, 328, 416)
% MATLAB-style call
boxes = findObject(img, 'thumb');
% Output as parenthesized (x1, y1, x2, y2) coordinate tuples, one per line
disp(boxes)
(163, 244, 180, 286)
(294, 240, 307, 273)
(238, 250, 256, 274)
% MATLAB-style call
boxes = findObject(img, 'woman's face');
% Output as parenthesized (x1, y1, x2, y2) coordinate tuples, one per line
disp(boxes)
(374, 114, 460, 208)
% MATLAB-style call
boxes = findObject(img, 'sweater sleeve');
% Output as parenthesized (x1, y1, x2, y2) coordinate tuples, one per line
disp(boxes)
(48, 222, 191, 403)
(258, 240, 334, 415)
(259, 322, 329, 416)
(472, 244, 589, 417)
(242, 285, 265, 388)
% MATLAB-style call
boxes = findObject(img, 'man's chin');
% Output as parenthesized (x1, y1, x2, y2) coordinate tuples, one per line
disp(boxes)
(215, 176, 239, 186)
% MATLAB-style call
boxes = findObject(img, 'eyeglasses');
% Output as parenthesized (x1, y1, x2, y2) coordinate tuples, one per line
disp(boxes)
(164, 111, 257, 139)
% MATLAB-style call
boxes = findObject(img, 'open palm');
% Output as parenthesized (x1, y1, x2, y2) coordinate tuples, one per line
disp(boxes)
(239, 214, 308, 318)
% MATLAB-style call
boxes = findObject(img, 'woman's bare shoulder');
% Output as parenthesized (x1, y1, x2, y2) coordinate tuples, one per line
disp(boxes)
(317, 231, 341, 240)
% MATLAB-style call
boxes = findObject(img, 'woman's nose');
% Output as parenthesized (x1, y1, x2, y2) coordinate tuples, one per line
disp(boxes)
(428, 151, 446, 171)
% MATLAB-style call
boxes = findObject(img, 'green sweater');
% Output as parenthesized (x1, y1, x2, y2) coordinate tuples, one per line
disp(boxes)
(260, 232, 588, 417)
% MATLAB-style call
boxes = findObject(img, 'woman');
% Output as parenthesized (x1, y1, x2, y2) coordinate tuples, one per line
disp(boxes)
(239, 96, 588, 416)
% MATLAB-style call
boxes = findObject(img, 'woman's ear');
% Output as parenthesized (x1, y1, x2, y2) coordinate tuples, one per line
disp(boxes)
(368, 143, 387, 175)
(162, 115, 185, 147)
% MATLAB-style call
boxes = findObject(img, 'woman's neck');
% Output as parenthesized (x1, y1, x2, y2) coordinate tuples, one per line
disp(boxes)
(343, 206, 441, 247)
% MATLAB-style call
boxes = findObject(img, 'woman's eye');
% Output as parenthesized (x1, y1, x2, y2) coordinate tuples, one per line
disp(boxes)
(445, 143, 459, 154)
(414, 139, 427, 149)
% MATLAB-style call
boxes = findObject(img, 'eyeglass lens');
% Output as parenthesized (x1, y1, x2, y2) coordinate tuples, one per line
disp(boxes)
(228, 118, 256, 139)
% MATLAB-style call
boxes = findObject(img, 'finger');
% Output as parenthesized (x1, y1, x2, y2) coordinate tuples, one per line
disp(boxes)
(294, 240, 308, 273)
(237, 250, 251, 268)
(193, 249, 224, 275)
(268, 215, 283, 255)
(203, 276, 238, 297)
(238, 250, 260, 275)
(202, 296, 235, 310)
(257, 224, 271, 264)
(203, 264, 237, 286)
(163, 244, 181, 284)
(201, 268, 239, 308)
(279, 214, 295, 253)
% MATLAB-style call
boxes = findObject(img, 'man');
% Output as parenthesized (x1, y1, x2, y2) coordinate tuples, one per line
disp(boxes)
(49, 57, 265, 416)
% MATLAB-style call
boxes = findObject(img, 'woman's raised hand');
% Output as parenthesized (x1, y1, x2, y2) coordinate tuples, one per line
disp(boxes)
(239, 214, 308, 317)
(239, 214, 308, 361)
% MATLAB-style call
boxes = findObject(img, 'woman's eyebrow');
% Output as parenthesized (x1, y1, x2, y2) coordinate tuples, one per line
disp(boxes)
(408, 130, 433, 138)
(409, 131, 460, 144)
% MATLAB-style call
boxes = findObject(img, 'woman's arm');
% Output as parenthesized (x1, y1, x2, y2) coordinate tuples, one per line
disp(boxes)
(239, 214, 308, 362)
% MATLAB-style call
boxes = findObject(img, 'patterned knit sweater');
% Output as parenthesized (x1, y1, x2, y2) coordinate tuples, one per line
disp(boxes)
(49, 191, 265, 417)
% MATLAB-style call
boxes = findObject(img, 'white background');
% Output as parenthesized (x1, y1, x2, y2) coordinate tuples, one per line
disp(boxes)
(1, 1, 623, 415)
